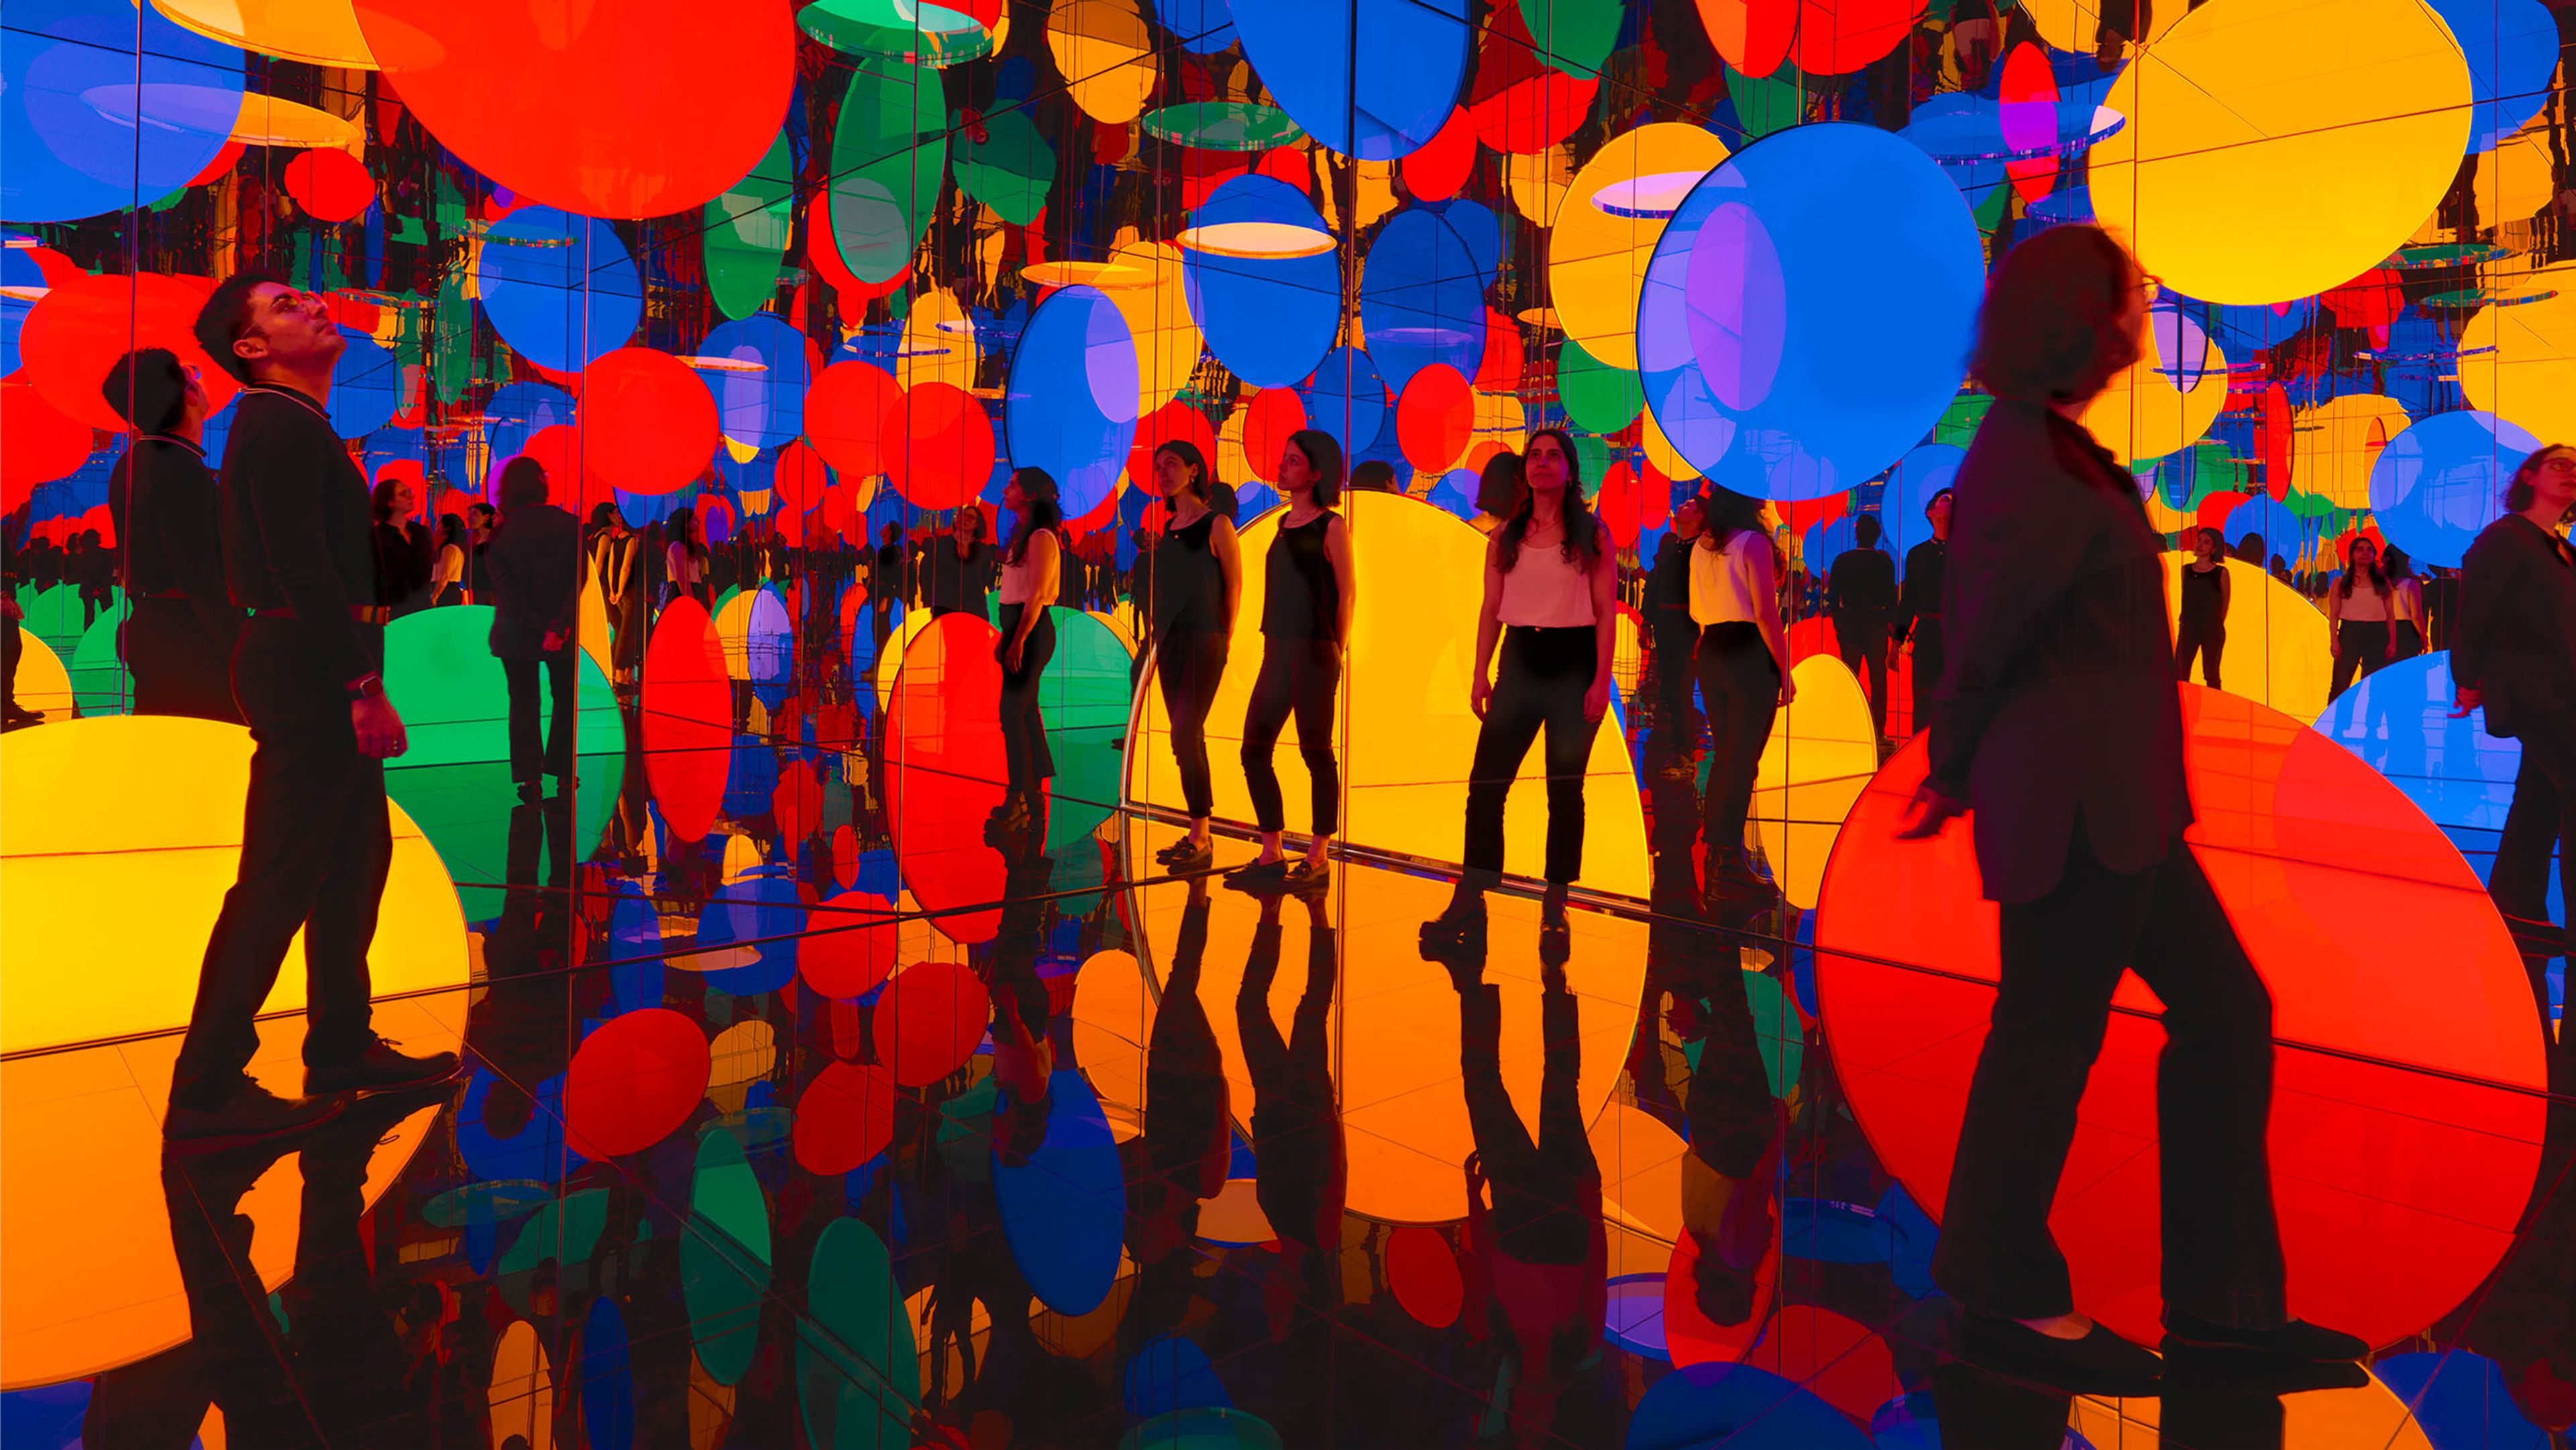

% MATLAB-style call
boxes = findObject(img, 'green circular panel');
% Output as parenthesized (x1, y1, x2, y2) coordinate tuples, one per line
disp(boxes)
(800, 0, 991, 64)
(67, 601, 134, 717)
(799, 1218, 919, 1450)
(830, 55, 949, 287)
(682, 1127, 773, 1386)
(1557, 339, 1643, 433)
(1138, 102, 1309, 152)
(955, 108, 1056, 227)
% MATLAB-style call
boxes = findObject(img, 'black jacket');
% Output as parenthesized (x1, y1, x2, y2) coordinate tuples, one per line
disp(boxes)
(217, 384, 380, 687)
(483, 503, 584, 662)
(1898, 537, 1947, 642)
(1931, 402, 2191, 904)
(2453, 513, 2576, 740)
(1826, 544, 1896, 625)
(108, 436, 241, 656)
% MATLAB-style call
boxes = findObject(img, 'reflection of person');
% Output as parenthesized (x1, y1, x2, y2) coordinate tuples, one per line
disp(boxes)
(1426, 430, 1616, 950)
(1898, 486, 1953, 726)
(2174, 525, 2231, 690)
(924, 506, 996, 619)
(1896, 225, 2361, 1390)
(1474, 447, 1527, 535)
(1145, 442, 1242, 873)
(1239, 880, 1345, 1339)
(1644, 497, 1705, 768)
(484, 458, 582, 803)
(1690, 486, 1793, 902)
(665, 507, 712, 611)
(994, 468, 1063, 831)
(369, 476, 434, 618)
(587, 503, 645, 692)
(2384, 545, 2426, 660)
(1827, 513, 1898, 742)
(872, 519, 909, 652)
(1135, 874, 1231, 1265)
(172, 272, 458, 1149)
(1235, 430, 1355, 894)
(2453, 442, 2576, 973)
(103, 347, 242, 722)
(429, 513, 469, 606)
(2327, 535, 2394, 703)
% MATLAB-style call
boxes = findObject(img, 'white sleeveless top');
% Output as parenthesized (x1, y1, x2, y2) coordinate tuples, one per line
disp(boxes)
(999, 550, 1034, 605)
(1497, 531, 1599, 627)
(1688, 530, 1766, 626)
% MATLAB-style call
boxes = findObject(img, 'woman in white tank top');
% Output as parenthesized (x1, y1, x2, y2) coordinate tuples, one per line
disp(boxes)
(1422, 429, 1619, 953)
(1690, 486, 1794, 904)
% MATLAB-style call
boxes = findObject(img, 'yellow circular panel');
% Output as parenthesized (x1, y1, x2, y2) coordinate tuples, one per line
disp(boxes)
(2019, 0, 2182, 55)
(1102, 241, 1203, 417)
(0, 716, 462, 1387)
(2079, 333, 2227, 464)
(1046, 0, 1156, 125)
(1504, 144, 1576, 229)
(1589, 1099, 1689, 1278)
(1469, 387, 1527, 467)
(1127, 490, 1649, 898)
(2289, 394, 2410, 511)
(488, 1320, 557, 1450)
(707, 1019, 779, 1113)
(9, 631, 73, 719)
(871, 609, 937, 717)
(2461, 264, 2576, 442)
(2092, 0, 2471, 305)
(1752, 654, 1879, 911)
(2070, 1369, 2434, 1449)
(900, 288, 979, 392)
(2474, 129, 2559, 230)
(1548, 123, 1729, 372)
(229, 91, 366, 153)
(1642, 405, 1701, 483)
(152, 0, 378, 68)
(1069, 949, 1152, 1143)
(2157, 553, 2330, 723)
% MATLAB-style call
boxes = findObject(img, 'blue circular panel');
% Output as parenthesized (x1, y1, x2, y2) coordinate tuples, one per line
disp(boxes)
(992, 1069, 1126, 1316)
(2219, 493, 2302, 562)
(1294, 346, 1389, 460)
(328, 328, 400, 439)
(2429, 0, 2559, 154)
(1183, 177, 1341, 390)
(2370, 410, 2542, 569)
(1153, 0, 1238, 51)
(1877, 443, 1962, 559)
(474, 206, 644, 373)
(1226, 0, 1468, 158)
(1358, 207, 1489, 395)
(2, 0, 241, 224)
(699, 314, 813, 452)
(1638, 123, 1984, 502)
(1005, 284, 1140, 520)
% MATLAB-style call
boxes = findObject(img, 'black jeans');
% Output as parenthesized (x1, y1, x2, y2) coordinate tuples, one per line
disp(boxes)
(171, 619, 390, 1108)
(1242, 637, 1340, 836)
(2492, 709, 2576, 986)
(1933, 831, 2286, 1327)
(1464, 625, 1600, 882)
(1462, 978, 1595, 1264)
(1911, 617, 1946, 731)
(127, 596, 241, 722)
(1835, 614, 1889, 739)
(1650, 609, 1700, 741)
(1241, 919, 1342, 1253)
(2328, 619, 2390, 703)
(1157, 628, 1230, 819)
(1695, 622, 1779, 859)
(996, 603, 1057, 796)
(2174, 618, 2224, 690)
(502, 650, 575, 784)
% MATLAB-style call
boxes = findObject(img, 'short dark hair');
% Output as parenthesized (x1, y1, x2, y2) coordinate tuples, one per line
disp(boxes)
(1286, 429, 1344, 507)
(1154, 440, 1209, 501)
(101, 347, 189, 433)
(498, 456, 548, 511)
(1475, 450, 1524, 519)
(2506, 444, 2574, 515)
(1924, 486, 1953, 520)
(193, 270, 286, 385)
(1349, 459, 1397, 493)
(1854, 514, 1881, 547)
(1969, 224, 2141, 405)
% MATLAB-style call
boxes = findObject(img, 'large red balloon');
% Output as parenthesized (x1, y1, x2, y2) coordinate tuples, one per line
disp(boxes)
(642, 597, 732, 842)
(580, 348, 717, 497)
(883, 383, 994, 511)
(1815, 688, 2546, 1349)
(2, 381, 93, 511)
(354, 0, 794, 219)
(19, 273, 239, 433)
(804, 361, 901, 482)
(565, 1008, 711, 1160)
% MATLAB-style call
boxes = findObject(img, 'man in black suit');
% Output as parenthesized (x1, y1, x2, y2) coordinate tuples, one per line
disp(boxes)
(103, 347, 241, 722)
(166, 273, 458, 1151)
(1827, 513, 1898, 742)
(482, 456, 584, 802)
(1896, 486, 1953, 729)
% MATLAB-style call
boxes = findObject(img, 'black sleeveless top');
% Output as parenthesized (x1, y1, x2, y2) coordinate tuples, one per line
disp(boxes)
(1261, 511, 1340, 642)
(2180, 562, 2225, 627)
(1153, 513, 1224, 636)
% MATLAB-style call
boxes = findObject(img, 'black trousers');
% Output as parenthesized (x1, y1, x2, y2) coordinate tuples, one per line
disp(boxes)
(2493, 709, 2576, 987)
(127, 597, 241, 722)
(2391, 621, 2424, 660)
(1156, 628, 1230, 819)
(1464, 625, 1600, 883)
(996, 603, 1056, 795)
(1834, 613, 1890, 739)
(2174, 617, 2224, 690)
(1910, 617, 1946, 731)
(1462, 978, 1595, 1263)
(1650, 610, 1700, 741)
(1242, 637, 1340, 836)
(502, 650, 575, 784)
(1240, 920, 1341, 1253)
(1695, 622, 1779, 858)
(171, 619, 390, 1109)
(1933, 831, 2286, 1327)
(2328, 619, 2390, 703)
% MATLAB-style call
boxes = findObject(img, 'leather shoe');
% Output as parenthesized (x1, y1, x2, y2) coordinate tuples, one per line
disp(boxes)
(1960, 1313, 2162, 1396)
(306, 1037, 463, 1096)
(2163, 1312, 2369, 1363)
(163, 1075, 345, 1155)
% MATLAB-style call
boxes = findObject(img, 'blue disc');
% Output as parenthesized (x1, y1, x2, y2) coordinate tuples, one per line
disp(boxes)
(2428, 0, 2559, 153)
(1183, 176, 1341, 389)
(1152, 0, 1238, 51)
(1876, 443, 1963, 559)
(1, 0, 242, 224)
(327, 327, 400, 439)
(1358, 207, 1489, 395)
(1004, 284, 1139, 521)
(474, 380, 578, 489)
(474, 206, 644, 373)
(2370, 410, 2542, 568)
(1226, 0, 1469, 158)
(992, 1068, 1126, 1315)
(1627, 1363, 1872, 1449)
(1638, 123, 1984, 502)
(698, 314, 814, 452)
(1293, 346, 1389, 459)
(2218, 493, 2303, 564)
(580, 1296, 637, 1450)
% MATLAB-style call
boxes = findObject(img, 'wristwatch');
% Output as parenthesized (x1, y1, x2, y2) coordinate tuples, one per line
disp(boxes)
(348, 673, 386, 701)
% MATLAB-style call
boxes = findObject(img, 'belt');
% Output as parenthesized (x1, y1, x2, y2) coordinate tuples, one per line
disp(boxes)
(254, 605, 391, 625)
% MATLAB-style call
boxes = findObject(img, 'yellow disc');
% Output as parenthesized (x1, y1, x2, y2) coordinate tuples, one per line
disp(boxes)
(229, 92, 366, 154)
(7, 631, 72, 720)
(2461, 263, 2576, 442)
(1548, 123, 1729, 372)
(1101, 241, 1203, 419)
(1642, 405, 1702, 483)
(1046, 0, 1157, 125)
(2078, 333, 2228, 464)
(899, 287, 979, 392)
(1504, 144, 1576, 229)
(2071, 1367, 2433, 1449)
(2092, 0, 2471, 305)
(2474, 129, 2559, 231)
(2159, 553, 2330, 723)
(2289, 394, 2410, 511)
(1752, 654, 1880, 911)
(2018, 0, 2182, 55)
(152, 0, 377, 68)
(488, 1320, 557, 1450)
(1589, 1099, 1690, 1278)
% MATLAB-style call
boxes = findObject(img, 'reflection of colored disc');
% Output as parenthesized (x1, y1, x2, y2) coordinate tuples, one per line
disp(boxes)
(799, 0, 994, 63)
(994, 1069, 1127, 1314)
(1183, 178, 1342, 388)
(681, 1127, 771, 1385)
(643, 598, 734, 843)
(1815, 690, 2545, 1349)
(1225, 0, 1470, 159)
(2369, 410, 2541, 569)
(884, 613, 1008, 941)
(1005, 286, 1140, 521)
(1139, 102, 1308, 151)
(798, 1220, 918, 1449)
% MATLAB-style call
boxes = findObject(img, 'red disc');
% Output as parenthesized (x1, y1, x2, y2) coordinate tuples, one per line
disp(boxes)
(19, 272, 240, 433)
(1791, 0, 1919, 75)
(875, 960, 992, 1088)
(802, 891, 901, 1000)
(1473, 309, 1523, 392)
(883, 383, 994, 511)
(580, 348, 716, 497)
(771, 758, 822, 845)
(284, 148, 376, 223)
(1815, 688, 2546, 1348)
(883, 613, 1009, 942)
(804, 360, 900, 481)
(1664, 1216, 1781, 1369)
(565, 1008, 711, 1160)
(1594, 459, 1642, 549)
(1401, 107, 1479, 203)
(642, 597, 732, 843)
(1697, 0, 1796, 77)
(1746, 1306, 1897, 1424)
(792, 1059, 899, 1175)
(1, 380, 93, 511)
(773, 437, 831, 524)
(1240, 388, 1308, 484)
(1125, 401, 1221, 493)
(353, 0, 792, 219)
(1387, 1227, 1464, 1328)
(1395, 364, 1472, 474)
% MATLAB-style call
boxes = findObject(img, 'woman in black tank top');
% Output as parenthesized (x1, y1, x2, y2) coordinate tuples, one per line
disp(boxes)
(2174, 525, 2229, 689)
(1144, 442, 1242, 872)
(1233, 429, 1355, 895)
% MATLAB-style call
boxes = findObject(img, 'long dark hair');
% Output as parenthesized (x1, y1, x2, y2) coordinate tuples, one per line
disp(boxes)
(1497, 427, 1602, 575)
(371, 475, 412, 523)
(1155, 440, 1210, 503)
(1284, 429, 1344, 508)
(2506, 444, 2575, 517)
(1697, 486, 1769, 551)
(1004, 467, 1063, 566)
(2337, 537, 2388, 600)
